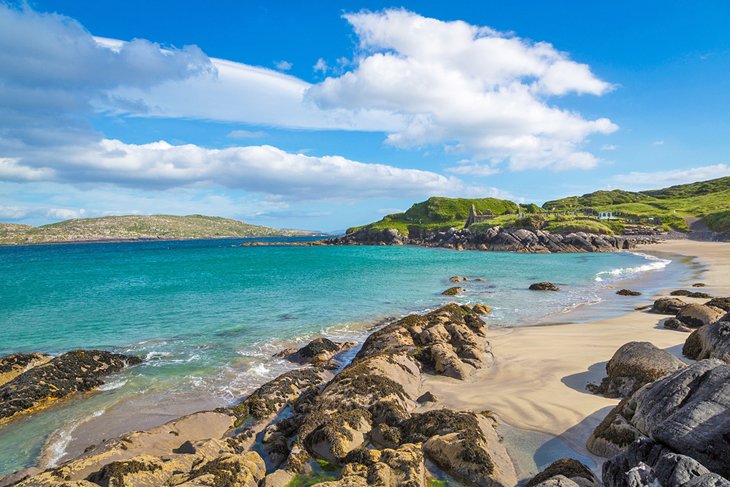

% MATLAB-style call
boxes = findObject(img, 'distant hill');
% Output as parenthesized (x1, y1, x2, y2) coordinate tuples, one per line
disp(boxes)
(347, 197, 519, 235)
(0, 215, 318, 245)
(348, 176, 730, 237)
(544, 176, 730, 232)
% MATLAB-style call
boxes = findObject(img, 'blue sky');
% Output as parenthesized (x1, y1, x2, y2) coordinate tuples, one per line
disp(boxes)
(1, 1, 729, 231)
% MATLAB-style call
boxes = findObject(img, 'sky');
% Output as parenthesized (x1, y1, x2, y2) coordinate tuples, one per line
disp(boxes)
(1, 1, 729, 232)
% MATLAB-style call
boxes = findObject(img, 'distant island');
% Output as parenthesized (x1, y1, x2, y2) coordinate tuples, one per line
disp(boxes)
(0, 214, 320, 245)
(348, 176, 730, 239)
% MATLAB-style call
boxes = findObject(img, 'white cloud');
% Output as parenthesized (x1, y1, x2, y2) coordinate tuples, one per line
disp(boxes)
(5, 139, 504, 201)
(652, 140, 665, 146)
(0, 205, 28, 219)
(601, 144, 617, 151)
(227, 129, 266, 139)
(0, 158, 55, 181)
(307, 9, 617, 171)
(274, 60, 293, 71)
(313, 58, 328, 74)
(46, 207, 86, 220)
(612, 164, 730, 189)
(446, 163, 501, 177)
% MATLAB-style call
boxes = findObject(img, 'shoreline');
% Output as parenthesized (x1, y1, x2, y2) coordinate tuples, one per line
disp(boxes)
(0, 234, 328, 248)
(2, 240, 726, 484)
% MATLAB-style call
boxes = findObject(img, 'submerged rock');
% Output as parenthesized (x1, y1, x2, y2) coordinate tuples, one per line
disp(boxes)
(529, 282, 560, 291)
(441, 286, 463, 296)
(676, 303, 725, 328)
(587, 359, 730, 480)
(0, 350, 141, 424)
(588, 341, 685, 398)
(449, 276, 467, 282)
(526, 458, 597, 487)
(683, 321, 730, 363)
(616, 289, 642, 296)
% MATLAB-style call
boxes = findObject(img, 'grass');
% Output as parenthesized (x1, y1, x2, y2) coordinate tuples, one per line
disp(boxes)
(0, 214, 314, 245)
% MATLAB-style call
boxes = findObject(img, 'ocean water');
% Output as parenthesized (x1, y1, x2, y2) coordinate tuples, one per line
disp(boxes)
(0, 238, 684, 476)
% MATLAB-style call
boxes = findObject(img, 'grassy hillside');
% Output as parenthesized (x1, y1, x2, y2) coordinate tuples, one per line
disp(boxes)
(348, 176, 730, 237)
(543, 176, 730, 232)
(0, 215, 315, 245)
(347, 197, 519, 235)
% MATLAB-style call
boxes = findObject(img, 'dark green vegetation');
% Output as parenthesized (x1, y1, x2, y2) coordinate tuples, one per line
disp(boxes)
(350, 177, 730, 236)
(0, 214, 315, 245)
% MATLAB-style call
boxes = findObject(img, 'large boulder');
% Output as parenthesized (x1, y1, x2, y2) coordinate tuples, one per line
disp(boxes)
(683, 321, 730, 363)
(602, 438, 730, 487)
(0, 350, 141, 424)
(588, 342, 685, 398)
(317, 444, 427, 487)
(526, 458, 597, 487)
(650, 297, 687, 315)
(676, 304, 725, 328)
(587, 359, 730, 480)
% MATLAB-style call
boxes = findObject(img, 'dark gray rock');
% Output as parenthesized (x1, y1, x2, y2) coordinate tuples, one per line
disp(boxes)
(617, 289, 642, 296)
(664, 317, 693, 332)
(706, 297, 730, 312)
(588, 359, 730, 479)
(602, 438, 730, 487)
(670, 289, 713, 298)
(683, 321, 730, 363)
(588, 341, 685, 398)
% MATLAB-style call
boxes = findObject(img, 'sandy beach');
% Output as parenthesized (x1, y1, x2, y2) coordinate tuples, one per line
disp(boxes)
(422, 240, 730, 473)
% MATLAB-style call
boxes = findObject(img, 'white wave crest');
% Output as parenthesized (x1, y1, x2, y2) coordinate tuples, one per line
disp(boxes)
(595, 253, 671, 282)
(97, 378, 128, 391)
(44, 409, 105, 467)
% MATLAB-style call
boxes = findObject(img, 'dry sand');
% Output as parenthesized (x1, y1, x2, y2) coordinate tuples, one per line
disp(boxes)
(423, 240, 730, 462)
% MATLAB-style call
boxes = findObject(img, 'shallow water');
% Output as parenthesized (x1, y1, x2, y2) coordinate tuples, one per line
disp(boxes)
(0, 238, 688, 476)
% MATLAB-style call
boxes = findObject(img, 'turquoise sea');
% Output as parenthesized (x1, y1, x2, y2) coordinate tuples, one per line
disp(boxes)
(0, 238, 689, 477)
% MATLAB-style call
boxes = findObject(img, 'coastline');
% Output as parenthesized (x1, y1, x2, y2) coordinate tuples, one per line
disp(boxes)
(2, 239, 726, 484)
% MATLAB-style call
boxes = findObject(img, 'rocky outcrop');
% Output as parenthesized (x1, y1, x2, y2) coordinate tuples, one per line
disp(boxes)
(650, 297, 688, 315)
(231, 367, 332, 424)
(616, 289, 641, 296)
(588, 342, 685, 398)
(670, 289, 713, 298)
(274, 338, 355, 369)
(683, 321, 730, 363)
(324, 227, 651, 253)
(0, 352, 49, 386)
(602, 438, 730, 487)
(526, 458, 597, 487)
(0, 350, 141, 424)
(676, 303, 725, 328)
(529, 282, 560, 291)
(357, 304, 492, 380)
(587, 359, 730, 481)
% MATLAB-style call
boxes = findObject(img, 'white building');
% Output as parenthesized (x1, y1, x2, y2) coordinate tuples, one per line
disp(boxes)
(599, 212, 616, 220)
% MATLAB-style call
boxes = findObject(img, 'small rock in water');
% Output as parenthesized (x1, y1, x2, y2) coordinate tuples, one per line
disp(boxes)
(441, 286, 463, 296)
(448, 275, 466, 282)
(692, 282, 706, 287)
(616, 289, 642, 296)
(529, 282, 560, 291)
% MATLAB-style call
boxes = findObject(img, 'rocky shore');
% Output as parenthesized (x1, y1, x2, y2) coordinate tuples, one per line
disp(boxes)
(3, 240, 730, 487)
(243, 227, 659, 253)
